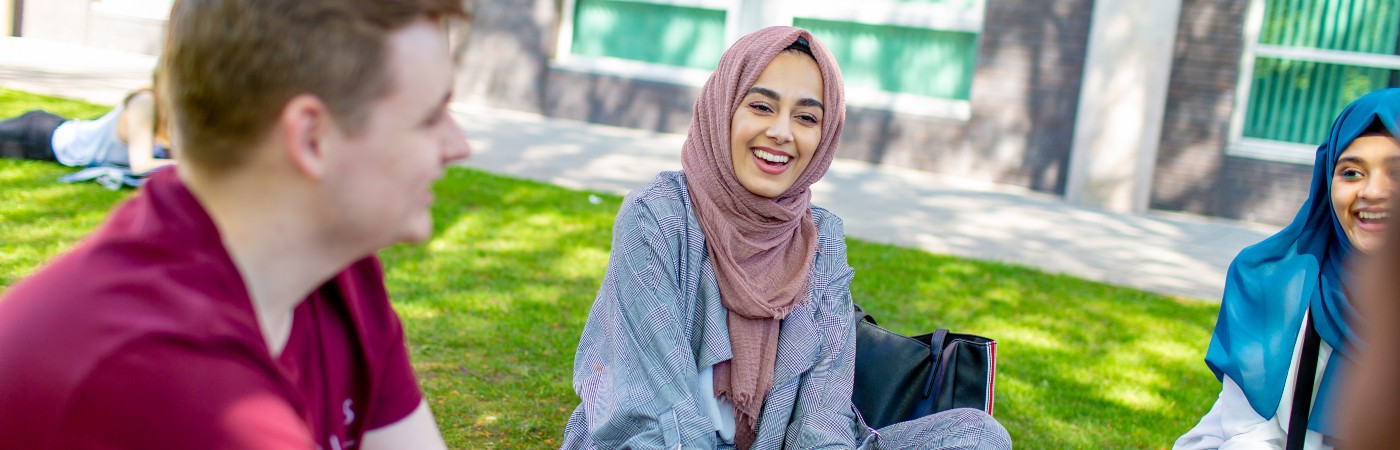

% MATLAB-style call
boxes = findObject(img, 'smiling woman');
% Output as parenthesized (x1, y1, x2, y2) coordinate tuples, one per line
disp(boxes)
(560, 26, 1010, 450)
(727, 49, 824, 198)
(1176, 88, 1400, 450)
(1329, 128, 1400, 254)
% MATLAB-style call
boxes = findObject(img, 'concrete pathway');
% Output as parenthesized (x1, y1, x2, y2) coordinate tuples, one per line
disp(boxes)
(1, 36, 1282, 301)
(451, 106, 1279, 301)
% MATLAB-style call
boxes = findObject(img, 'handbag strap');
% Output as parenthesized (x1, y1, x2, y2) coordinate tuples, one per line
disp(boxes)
(922, 329, 949, 398)
(1285, 312, 1321, 450)
(853, 304, 951, 401)
(854, 304, 876, 325)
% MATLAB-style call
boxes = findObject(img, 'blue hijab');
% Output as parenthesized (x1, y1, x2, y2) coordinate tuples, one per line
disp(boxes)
(1205, 88, 1400, 435)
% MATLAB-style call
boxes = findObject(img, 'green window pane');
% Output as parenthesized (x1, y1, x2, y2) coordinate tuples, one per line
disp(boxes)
(1259, 0, 1399, 53)
(1244, 57, 1398, 145)
(794, 18, 978, 100)
(571, 0, 727, 70)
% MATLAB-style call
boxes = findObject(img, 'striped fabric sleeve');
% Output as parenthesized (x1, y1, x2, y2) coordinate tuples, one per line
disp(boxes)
(564, 186, 720, 449)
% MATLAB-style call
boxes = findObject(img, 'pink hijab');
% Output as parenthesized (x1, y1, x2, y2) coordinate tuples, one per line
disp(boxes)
(680, 26, 845, 447)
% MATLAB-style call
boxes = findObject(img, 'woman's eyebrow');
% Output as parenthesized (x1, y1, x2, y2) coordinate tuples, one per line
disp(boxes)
(1335, 155, 1400, 165)
(746, 87, 824, 111)
(747, 86, 780, 101)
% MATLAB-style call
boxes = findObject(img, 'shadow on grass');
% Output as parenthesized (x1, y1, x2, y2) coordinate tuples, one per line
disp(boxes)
(0, 160, 130, 285)
(378, 168, 620, 447)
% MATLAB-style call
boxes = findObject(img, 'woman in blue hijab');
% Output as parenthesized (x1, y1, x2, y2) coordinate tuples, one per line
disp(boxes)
(1175, 88, 1400, 450)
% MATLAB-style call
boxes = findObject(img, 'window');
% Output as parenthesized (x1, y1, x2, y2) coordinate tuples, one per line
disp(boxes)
(1229, 0, 1400, 164)
(790, 0, 983, 118)
(557, 0, 736, 86)
(555, 0, 986, 119)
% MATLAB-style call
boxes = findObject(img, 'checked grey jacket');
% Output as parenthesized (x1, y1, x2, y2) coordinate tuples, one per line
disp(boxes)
(560, 172, 1013, 450)
(560, 171, 874, 449)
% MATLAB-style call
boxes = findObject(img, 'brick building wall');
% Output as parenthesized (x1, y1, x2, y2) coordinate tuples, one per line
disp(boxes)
(459, 0, 1094, 194)
(1151, 0, 1311, 225)
(837, 0, 1092, 193)
(452, 0, 556, 115)
(543, 70, 699, 134)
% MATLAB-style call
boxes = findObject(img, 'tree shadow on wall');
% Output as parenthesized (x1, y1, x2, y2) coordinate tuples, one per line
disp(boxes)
(977, 1, 1091, 195)
(454, 0, 552, 114)
(846, 1, 1092, 195)
(1149, 0, 1313, 225)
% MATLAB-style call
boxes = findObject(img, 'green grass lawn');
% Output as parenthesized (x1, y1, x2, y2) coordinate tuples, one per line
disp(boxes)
(1, 88, 1224, 448)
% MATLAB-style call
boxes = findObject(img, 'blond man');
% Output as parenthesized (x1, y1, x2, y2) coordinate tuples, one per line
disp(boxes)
(0, 0, 471, 447)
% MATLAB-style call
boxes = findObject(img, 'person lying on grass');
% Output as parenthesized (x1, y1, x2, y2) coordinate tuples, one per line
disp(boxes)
(0, 85, 174, 188)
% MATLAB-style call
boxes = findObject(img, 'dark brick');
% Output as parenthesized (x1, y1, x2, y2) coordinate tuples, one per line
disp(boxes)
(1151, 0, 1309, 225)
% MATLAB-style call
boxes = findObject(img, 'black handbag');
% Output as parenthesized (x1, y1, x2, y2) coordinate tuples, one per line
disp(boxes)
(851, 305, 997, 430)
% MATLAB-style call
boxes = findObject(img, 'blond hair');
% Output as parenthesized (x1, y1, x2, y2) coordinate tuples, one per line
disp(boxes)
(159, 0, 466, 172)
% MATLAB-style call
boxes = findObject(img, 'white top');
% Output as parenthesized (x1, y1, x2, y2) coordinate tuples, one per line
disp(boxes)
(51, 105, 130, 168)
(1175, 312, 1334, 450)
(695, 365, 737, 444)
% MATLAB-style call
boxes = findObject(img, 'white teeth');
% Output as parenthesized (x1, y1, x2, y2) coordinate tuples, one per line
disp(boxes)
(753, 149, 790, 164)
(1359, 211, 1389, 220)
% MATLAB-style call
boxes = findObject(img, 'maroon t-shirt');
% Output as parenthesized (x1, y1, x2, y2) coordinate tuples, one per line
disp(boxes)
(0, 170, 424, 449)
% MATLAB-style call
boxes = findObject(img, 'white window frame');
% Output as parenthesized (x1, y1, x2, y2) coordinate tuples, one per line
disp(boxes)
(553, 0, 987, 120)
(89, 0, 172, 21)
(1227, 0, 1400, 165)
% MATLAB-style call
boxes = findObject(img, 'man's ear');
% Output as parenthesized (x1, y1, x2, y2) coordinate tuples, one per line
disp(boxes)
(278, 94, 332, 180)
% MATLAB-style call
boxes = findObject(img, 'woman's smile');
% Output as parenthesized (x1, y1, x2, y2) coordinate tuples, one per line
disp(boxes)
(1355, 208, 1389, 232)
(750, 146, 794, 175)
